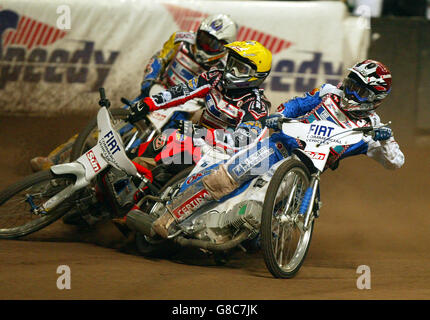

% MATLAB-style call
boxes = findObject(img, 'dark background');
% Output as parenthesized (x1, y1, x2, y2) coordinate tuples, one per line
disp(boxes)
(369, 16, 430, 143)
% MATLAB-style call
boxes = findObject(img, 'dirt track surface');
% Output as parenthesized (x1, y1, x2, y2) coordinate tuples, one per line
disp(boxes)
(0, 114, 429, 300)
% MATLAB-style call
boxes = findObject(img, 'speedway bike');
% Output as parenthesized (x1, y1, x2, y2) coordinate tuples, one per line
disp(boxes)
(0, 89, 158, 239)
(126, 115, 391, 278)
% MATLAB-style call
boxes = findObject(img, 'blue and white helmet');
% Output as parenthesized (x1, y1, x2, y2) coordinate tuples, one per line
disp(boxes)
(194, 14, 238, 65)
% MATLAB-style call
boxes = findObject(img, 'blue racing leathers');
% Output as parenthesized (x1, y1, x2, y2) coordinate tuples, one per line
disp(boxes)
(276, 83, 404, 170)
(141, 31, 225, 95)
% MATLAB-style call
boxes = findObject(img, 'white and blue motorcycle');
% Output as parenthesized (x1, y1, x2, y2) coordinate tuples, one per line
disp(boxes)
(127, 114, 391, 278)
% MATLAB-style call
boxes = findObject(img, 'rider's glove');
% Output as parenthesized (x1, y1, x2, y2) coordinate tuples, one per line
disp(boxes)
(372, 127, 392, 141)
(174, 120, 194, 136)
(128, 101, 150, 123)
(265, 114, 283, 130)
(174, 120, 204, 137)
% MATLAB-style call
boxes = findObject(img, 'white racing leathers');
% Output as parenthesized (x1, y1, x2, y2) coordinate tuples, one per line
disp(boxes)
(363, 116, 404, 170)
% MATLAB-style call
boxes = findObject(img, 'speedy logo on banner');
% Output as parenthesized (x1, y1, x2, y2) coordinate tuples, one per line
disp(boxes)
(0, 9, 119, 91)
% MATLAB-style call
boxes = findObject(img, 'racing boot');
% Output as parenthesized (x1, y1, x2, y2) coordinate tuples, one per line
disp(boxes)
(30, 134, 77, 172)
(30, 157, 54, 172)
(112, 216, 132, 238)
(152, 164, 239, 238)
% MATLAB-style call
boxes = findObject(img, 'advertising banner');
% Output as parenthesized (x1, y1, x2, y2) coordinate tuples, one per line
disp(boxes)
(0, 0, 370, 114)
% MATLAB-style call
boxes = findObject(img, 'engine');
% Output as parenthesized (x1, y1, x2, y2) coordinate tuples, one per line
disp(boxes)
(181, 200, 263, 244)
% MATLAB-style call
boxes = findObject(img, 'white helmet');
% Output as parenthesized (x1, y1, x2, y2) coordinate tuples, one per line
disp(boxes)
(193, 13, 238, 66)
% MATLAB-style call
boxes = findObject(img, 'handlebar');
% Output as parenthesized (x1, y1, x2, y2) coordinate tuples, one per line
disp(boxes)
(352, 126, 374, 133)
(352, 121, 392, 134)
(278, 116, 391, 133)
(279, 117, 295, 124)
(98, 88, 111, 108)
(121, 97, 133, 107)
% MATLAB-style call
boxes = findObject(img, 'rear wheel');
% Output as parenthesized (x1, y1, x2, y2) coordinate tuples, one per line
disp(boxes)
(0, 171, 76, 239)
(261, 159, 314, 278)
(70, 108, 148, 161)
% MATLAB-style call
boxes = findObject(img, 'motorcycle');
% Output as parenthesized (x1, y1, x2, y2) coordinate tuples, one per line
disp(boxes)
(0, 89, 159, 239)
(127, 116, 392, 278)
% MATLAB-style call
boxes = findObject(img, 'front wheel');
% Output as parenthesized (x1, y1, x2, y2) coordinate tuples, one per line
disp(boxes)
(0, 171, 76, 239)
(261, 158, 314, 278)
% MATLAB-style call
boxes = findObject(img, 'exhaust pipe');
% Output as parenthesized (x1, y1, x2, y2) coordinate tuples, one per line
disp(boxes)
(173, 230, 250, 252)
(126, 210, 157, 238)
(127, 210, 250, 252)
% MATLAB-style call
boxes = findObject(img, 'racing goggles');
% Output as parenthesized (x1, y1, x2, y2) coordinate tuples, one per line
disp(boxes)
(225, 56, 255, 78)
(343, 78, 378, 103)
(196, 31, 226, 54)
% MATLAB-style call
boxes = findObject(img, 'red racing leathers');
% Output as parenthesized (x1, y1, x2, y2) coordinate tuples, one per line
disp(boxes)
(133, 67, 271, 174)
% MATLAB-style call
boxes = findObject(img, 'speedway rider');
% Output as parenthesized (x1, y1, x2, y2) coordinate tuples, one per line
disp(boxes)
(29, 13, 238, 172)
(128, 13, 239, 171)
(272, 59, 404, 170)
(127, 59, 405, 239)
(140, 13, 238, 96)
(125, 40, 273, 237)
(127, 40, 273, 176)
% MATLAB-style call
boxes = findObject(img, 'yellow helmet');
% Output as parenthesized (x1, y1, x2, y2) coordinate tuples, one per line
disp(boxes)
(223, 40, 272, 89)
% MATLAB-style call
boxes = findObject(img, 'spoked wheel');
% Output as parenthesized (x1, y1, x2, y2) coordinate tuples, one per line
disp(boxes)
(69, 108, 149, 161)
(261, 159, 314, 278)
(0, 171, 76, 239)
(134, 166, 193, 257)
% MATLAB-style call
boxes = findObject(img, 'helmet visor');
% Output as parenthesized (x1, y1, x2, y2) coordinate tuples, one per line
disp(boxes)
(225, 56, 254, 78)
(343, 78, 377, 103)
(196, 30, 226, 54)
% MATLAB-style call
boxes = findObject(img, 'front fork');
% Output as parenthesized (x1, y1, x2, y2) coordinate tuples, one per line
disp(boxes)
(299, 171, 321, 231)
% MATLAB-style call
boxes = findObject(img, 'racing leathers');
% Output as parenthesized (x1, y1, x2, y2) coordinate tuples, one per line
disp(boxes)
(149, 83, 405, 238)
(127, 67, 271, 237)
(128, 31, 230, 171)
(130, 67, 271, 173)
(274, 83, 404, 170)
(141, 30, 225, 95)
